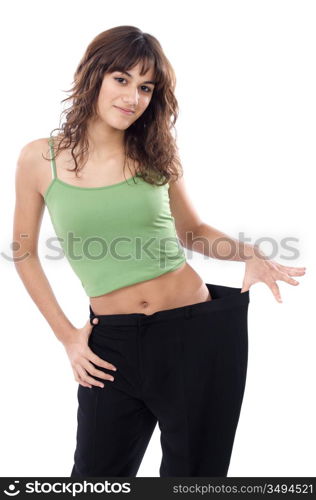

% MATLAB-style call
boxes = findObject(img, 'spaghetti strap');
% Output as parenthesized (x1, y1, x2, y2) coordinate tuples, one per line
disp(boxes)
(48, 136, 57, 180)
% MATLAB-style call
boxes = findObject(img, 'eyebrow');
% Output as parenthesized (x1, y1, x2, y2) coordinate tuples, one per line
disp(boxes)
(118, 70, 156, 85)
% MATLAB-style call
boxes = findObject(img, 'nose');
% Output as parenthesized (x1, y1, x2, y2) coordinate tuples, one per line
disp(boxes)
(122, 87, 140, 107)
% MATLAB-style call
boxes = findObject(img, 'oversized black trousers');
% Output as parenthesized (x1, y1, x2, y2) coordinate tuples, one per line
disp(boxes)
(70, 282, 250, 477)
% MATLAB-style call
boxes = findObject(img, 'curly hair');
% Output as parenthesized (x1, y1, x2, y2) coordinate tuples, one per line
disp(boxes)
(44, 25, 183, 186)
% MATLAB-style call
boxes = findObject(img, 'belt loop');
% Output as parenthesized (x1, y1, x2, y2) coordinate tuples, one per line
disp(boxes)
(89, 305, 96, 326)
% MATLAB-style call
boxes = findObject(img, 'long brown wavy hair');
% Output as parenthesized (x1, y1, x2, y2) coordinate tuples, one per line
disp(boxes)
(44, 25, 183, 186)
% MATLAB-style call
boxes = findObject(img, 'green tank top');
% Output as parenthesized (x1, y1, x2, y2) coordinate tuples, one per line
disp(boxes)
(44, 137, 186, 297)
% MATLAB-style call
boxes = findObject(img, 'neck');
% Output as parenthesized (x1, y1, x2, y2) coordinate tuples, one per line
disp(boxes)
(86, 116, 126, 161)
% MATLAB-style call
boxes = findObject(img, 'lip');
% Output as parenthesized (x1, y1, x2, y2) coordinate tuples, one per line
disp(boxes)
(114, 106, 135, 115)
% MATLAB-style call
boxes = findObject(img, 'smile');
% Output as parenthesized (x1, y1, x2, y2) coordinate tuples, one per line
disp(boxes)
(114, 106, 135, 115)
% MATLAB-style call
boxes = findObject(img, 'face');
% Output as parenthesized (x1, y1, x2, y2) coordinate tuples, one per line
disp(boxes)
(96, 61, 156, 130)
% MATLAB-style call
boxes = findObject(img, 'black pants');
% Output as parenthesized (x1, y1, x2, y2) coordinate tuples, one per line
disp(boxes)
(70, 282, 250, 477)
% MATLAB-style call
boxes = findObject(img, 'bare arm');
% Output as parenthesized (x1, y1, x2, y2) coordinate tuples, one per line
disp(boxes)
(168, 175, 258, 260)
(13, 139, 76, 344)
(13, 139, 117, 388)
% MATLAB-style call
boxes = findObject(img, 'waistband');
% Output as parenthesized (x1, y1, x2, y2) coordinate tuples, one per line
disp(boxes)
(89, 282, 250, 326)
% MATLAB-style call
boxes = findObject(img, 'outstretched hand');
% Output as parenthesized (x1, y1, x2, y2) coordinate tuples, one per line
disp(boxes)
(240, 252, 306, 303)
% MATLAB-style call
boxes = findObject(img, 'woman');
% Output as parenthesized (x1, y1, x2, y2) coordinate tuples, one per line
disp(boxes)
(13, 26, 306, 477)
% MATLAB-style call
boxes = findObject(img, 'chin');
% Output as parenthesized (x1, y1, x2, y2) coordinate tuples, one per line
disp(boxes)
(104, 119, 130, 131)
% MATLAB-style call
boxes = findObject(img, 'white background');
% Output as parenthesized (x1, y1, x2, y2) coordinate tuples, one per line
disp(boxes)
(1, 0, 314, 477)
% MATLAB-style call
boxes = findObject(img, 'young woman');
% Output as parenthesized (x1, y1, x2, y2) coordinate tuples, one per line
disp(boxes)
(13, 26, 305, 478)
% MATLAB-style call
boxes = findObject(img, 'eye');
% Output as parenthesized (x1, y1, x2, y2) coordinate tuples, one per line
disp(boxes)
(114, 77, 152, 93)
(114, 77, 126, 84)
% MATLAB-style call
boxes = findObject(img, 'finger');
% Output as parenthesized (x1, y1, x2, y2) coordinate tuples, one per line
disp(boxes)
(79, 380, 92, 388)
(270, 281, 282, 303)
(88, 350, 117, 371)
(272, 262, 306, 275)
(277, 272, 300, 286)
(83, 373, 105, 388)
(73, 368, 92, 388)
(82, 359, 115, 382)
(76, 365, 105, 388)
(284, 268, 306, 275)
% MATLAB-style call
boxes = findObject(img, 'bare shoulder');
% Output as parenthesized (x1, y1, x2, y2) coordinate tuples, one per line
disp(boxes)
(167, 170, 184, 189)
(16, 137, 50, 173)
(16, 137, 52, 196)
(167, 167, 184, 185)
(18, 137, 50, 161)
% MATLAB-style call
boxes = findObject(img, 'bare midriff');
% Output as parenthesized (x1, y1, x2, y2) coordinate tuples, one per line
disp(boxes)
(89, 261, 212, 315)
